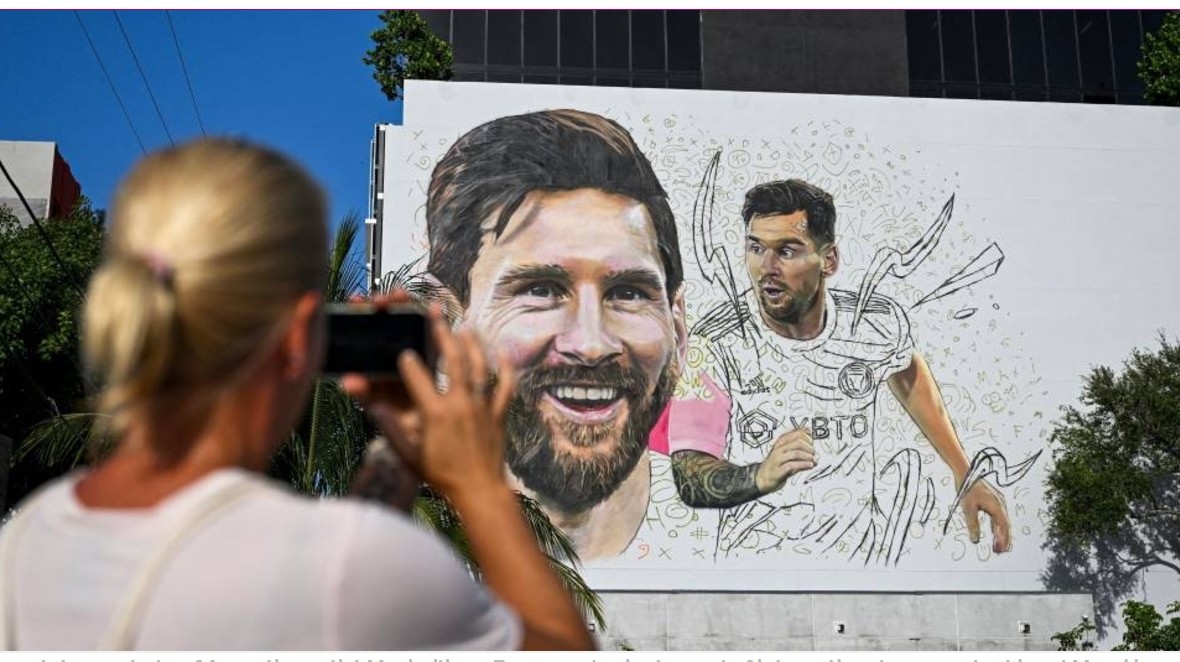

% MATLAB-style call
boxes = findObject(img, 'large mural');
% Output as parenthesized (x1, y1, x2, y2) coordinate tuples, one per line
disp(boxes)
(379, 81, 1180, 592)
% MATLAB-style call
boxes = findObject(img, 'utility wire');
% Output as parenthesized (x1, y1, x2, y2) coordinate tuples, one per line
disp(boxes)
(73, 11, 148, 155)
(0, 157, 89, 300)
(112, 10, 176, 147)
(164, 10, 207, 137)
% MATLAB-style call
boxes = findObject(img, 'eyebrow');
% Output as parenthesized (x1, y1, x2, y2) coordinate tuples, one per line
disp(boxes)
(494, 264, 572, 293)
(746, 235, 807, 248)
(603, 267, 667, 295)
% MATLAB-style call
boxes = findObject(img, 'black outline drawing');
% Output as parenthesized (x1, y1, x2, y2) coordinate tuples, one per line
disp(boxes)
(683, 148, 1041, 566)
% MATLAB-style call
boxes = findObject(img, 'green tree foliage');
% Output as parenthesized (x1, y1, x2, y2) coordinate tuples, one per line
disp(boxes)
(1056, 601, 1180, 651)
(363, 10, 453, 103)
(1042, 337, 1180, 631)
(0, 200, 104, 505)
(1139, 11, 1180, 106)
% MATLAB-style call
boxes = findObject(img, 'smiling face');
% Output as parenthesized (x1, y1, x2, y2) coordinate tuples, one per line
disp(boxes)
(463, 188, 685, 514)
(745, 210, 830, 327)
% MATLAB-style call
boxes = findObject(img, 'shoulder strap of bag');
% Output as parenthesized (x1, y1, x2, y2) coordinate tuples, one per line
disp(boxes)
(100, 478, 261, 650)
(0, 475, 263, 651)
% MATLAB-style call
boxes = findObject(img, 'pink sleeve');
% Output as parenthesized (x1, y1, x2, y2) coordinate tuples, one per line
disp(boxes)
(648, 372, 731, 459)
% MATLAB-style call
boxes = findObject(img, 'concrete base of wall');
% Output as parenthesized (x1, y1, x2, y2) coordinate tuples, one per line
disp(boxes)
(593, 591, 1094, 651)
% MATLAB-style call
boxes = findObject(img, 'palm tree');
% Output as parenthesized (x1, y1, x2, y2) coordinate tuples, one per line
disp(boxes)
(12, 215, 605, 627)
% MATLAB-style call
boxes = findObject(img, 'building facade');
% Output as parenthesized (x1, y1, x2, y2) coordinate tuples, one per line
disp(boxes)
(418, 9, 1169, 104)
(0, 141, 81, 226)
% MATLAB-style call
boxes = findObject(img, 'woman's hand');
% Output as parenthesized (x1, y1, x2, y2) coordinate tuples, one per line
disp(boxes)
(341, 292, 515, 499)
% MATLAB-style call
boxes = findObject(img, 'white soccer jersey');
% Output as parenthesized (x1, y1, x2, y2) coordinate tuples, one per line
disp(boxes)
(671, 287, 938, 565)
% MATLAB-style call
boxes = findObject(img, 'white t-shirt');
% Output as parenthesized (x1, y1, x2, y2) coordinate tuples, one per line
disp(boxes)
(0, 468, 522, 650)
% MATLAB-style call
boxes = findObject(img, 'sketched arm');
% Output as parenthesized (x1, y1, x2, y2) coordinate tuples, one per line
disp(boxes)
(888, 351, 1012, 552)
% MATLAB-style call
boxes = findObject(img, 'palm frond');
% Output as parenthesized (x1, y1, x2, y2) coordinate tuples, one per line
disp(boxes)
(546, 552, 606, 629)
(515, 492, 583, 566)
(376, 262, 462, 323)
(15, 413, 113, 469)
(275, 379, 368, 498)
(325, 211, 367, 303)
(412, 488, 604, 628)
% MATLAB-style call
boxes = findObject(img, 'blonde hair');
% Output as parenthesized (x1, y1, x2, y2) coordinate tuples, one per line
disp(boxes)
(83, 138, 328, 432)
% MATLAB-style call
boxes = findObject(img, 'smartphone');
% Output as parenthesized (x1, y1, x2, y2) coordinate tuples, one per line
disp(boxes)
(321, 302, 434, 378)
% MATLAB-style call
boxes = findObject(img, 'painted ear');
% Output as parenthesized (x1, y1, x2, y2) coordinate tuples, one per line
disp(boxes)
(822, 244, 840, 278)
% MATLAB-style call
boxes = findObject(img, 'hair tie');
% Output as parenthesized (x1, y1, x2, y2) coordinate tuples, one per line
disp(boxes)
(140, 250, 175, 288)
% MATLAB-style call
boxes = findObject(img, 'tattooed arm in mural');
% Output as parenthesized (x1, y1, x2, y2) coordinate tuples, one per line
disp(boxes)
(886, 351, 1012, 553)
(666, 370, 816, 508)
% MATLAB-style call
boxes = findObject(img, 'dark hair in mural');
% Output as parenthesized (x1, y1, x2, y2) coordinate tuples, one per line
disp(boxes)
(426, 109, 683, 305)
(742, 179, 837, 248)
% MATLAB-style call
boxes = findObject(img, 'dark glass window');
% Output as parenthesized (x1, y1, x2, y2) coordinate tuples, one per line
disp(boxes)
(596, 10, 629, 70)
(667, 10, 700, 71)
(940, 10, 977, 82)
(1008, 10, 1046, 87)
(523, 10, 558, 67)
(633, 74, 668, 88)
(597, 77, 631, 88)
(488, 72, 522, 83)
(454, 69, 486, 82)
(419, 10, 450, 41)
(910, 82, 944, 98)
(523, 74, 559, 85)
(979, 84, 1014, 101)
(1141, 10, 1166, 37)
(561, 75, 593, 86)
(906, 10, 942, 82)
(1076, 10, 1113, 94)
(631, 10, 665, 72)
(668, 75, 702, 89)
(452, 11, 486, 65)
(560, 10, 593, 69)
(1015, 87, 1047, 102)
(1043, 10, 1080, 89)
(975, 11, 1011, 84)
(945, 82, 979, 99)
(1109, 10, 1143, 98)
(487, 10, 521, 67)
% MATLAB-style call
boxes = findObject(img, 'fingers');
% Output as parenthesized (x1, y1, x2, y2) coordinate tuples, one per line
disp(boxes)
(466, 332, 489, 396)
(430, 306, 469, 392)
(986, 496, 1013, 553)
(490, 349, 516, 422)
(339, 373, 372, 405)
(398, 349, 440, 410)
(963, 497, 982, 544)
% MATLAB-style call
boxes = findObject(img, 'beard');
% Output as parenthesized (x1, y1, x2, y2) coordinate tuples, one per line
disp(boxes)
(504, 358, 676, 515)
(758, 278, 820, 325)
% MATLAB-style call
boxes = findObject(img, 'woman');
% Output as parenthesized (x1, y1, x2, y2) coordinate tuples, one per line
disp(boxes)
(0, 139, 594, 651)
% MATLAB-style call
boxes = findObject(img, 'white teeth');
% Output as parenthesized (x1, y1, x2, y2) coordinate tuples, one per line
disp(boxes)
(552, 386, 618, 402)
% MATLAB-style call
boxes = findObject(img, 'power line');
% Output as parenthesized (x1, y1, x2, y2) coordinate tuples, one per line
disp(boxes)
(164, 10, 207, 137)
(73, 11, 148, 155)
(0, 157, 89, 300)
(112, 10, 176, 147)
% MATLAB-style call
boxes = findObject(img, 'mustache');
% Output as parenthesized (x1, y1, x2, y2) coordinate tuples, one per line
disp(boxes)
(514, 362, 646, 401)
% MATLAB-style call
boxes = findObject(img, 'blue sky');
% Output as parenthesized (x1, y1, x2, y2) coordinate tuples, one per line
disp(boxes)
(0, 9, 402, 231)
